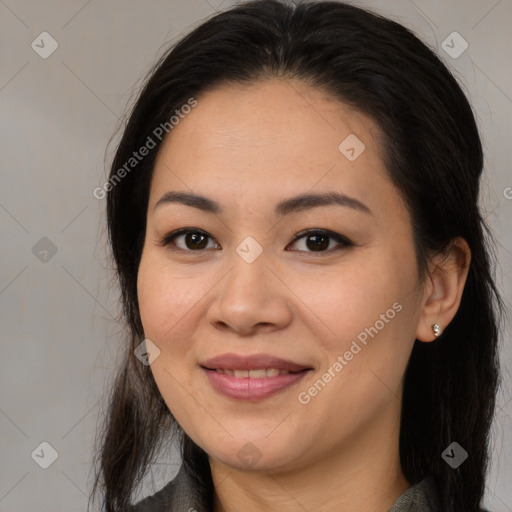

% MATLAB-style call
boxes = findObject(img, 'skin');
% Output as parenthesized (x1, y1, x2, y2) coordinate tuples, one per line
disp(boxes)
(137, 78, 471, 512)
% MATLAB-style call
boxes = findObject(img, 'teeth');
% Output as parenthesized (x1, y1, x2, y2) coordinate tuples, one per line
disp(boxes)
(248, 369, 267, 378)
(215, 368, 292, 378)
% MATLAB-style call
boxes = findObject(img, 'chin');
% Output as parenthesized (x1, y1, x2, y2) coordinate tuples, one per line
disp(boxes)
(201, 435, 302, 473)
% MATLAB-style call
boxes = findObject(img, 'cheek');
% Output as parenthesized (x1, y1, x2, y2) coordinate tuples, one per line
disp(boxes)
(292, 256, 409, 349)
(300, 252, 419, 400)
(137, 252, 203, 340)
(137, 257, 168, 337)
(136, 252, 222, 390)
(136, 254, 203, 415)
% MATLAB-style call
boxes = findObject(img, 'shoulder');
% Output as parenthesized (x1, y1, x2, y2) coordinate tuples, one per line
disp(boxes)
(127, 463, 206, 512)
(388, 475, 441, 512)
(388, 476, 492, 512)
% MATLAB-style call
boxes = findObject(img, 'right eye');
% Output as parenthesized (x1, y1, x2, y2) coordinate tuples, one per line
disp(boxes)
(159, 228, 221, 252)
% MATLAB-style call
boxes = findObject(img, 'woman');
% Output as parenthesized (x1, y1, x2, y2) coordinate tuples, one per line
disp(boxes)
(90, 1, 503, 511)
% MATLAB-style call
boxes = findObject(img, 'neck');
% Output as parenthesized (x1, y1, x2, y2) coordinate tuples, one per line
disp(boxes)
(209, 411, 410, 512)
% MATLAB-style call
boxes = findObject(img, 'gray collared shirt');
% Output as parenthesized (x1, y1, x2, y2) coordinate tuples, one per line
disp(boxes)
(129, 464, 441, 511)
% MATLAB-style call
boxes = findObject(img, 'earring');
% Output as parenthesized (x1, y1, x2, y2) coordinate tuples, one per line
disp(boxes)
(432, 323, 441, 337)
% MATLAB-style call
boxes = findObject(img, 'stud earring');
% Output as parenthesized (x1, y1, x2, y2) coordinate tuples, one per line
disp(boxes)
(432, 323, 441, 337)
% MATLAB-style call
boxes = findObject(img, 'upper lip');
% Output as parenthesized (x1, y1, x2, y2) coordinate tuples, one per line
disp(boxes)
(200, 353, 312, 372)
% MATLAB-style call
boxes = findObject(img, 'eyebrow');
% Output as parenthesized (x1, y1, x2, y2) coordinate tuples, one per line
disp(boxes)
(154, 190, 373, 216)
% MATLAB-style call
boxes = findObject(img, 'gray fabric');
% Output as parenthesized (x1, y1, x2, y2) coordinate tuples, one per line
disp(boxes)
(128, 463, 207, 511)
(129, 464, 442, 512)
(387, 476, 440, 512)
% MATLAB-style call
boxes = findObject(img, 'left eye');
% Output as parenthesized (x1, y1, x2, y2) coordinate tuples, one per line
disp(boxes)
(159, 228, 353, 254)
(287, 230, 353, 253)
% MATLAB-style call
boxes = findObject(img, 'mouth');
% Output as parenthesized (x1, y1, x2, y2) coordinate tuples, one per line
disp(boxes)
(200, 353, 312, 372)
(200, 353, 313, 401)
(204, 368, 300, 377)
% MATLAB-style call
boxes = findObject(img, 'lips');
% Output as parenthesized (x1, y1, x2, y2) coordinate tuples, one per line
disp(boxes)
(200, 353, 312, 373)
(213, 368, 291, 378)
(200, 353, 313, 401)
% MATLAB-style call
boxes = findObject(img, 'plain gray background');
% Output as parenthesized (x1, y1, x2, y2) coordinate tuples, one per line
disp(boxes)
(1, 0, 511, 510)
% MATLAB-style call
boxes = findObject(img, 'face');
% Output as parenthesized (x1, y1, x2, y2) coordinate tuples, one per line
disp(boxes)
(137, 79, 426, 473)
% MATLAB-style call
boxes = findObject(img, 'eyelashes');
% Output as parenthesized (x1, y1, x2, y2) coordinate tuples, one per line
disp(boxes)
(158, 227, 354, 256)
(159, 228, 220, 251)
(288, 229, 353, 253)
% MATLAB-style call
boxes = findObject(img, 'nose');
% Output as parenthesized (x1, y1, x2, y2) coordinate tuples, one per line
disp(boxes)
(206, 251, 293, 336)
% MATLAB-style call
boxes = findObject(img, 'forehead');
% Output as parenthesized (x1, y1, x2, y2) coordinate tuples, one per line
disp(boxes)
(149, 79, 395, 214)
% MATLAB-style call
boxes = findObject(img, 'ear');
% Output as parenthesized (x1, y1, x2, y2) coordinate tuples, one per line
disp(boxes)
(415, 237, 471, 342)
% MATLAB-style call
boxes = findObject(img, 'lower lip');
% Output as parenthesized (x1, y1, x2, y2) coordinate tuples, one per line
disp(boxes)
(202, 368, 311, 401)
